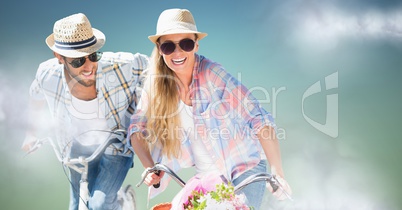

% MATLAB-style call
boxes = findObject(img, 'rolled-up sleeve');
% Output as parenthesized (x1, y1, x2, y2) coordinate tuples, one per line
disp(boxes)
(126, 88, 149, 152)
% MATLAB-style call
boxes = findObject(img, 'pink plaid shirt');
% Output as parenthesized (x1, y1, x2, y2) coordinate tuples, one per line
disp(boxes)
(128, 54, 276, 198)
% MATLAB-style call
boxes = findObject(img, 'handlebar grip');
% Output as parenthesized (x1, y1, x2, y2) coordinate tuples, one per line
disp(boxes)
(153, 170, 161, 188)
(270, 182, 279, 192)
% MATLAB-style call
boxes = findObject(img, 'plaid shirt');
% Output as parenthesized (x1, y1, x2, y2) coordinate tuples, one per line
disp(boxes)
(30, 52, 148, 156)
(128, 54, 276, 198)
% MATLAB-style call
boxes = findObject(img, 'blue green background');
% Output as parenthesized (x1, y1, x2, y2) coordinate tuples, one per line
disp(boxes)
(1, 0, 401, 209)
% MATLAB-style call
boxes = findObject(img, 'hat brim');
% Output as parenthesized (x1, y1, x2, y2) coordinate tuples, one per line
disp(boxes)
(148, 30, 208, 43)
(46, 28, 105, 58)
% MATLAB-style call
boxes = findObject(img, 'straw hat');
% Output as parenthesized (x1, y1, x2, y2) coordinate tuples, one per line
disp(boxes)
(45, 13, 105, 58)
(148, 8, 207, 43)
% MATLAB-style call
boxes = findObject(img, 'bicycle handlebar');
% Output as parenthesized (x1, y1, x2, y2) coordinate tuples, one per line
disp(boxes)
(234, 172, 278, 193)
(137, 163, 292, 200)
(25, 129, 127, 164)
(234, 173, 293, 200)
(81, 129, 126, 163)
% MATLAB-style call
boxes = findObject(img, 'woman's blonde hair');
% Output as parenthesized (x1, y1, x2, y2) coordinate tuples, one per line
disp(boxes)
(143, 47, 182, 159)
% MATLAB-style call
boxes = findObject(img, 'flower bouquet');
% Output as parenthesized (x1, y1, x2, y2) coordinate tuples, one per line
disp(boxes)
(171, 171, 252, 210)
(183, 182, 251, 210)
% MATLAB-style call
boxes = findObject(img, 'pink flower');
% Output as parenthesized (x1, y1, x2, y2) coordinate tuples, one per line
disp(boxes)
(171, 171, 224, 209)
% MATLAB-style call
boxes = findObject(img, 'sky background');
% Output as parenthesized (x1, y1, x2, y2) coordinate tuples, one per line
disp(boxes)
(1, 0, 402, 209)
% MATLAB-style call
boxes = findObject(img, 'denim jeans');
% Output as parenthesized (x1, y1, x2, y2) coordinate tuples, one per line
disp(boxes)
(232, 159, 267, 210)
(68, 141, 133, 210)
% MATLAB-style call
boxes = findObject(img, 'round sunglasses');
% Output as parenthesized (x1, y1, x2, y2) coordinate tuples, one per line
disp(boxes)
(66, 52, 103, 68)
(159, 39, 195, 55)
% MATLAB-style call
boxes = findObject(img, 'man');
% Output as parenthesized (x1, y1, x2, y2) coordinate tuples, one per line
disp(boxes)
(22, 13, 148, 210)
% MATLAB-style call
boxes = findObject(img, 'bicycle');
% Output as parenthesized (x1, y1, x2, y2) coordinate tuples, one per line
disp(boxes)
(25, 129, 137, 210)
(137, 163, 293, 210)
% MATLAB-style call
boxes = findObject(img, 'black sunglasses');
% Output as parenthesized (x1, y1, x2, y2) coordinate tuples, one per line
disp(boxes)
(66, 52, 103, 68)
(159, 39, 195, 55)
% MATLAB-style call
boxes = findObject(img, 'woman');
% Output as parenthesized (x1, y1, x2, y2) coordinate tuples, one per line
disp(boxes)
(128, 8, 291, 209)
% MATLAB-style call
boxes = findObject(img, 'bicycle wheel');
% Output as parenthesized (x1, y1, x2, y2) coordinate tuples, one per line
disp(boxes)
(120, 185, 137, 210)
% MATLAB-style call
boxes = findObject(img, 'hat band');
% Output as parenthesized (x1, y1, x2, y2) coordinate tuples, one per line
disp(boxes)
(54, 36, 97, 50)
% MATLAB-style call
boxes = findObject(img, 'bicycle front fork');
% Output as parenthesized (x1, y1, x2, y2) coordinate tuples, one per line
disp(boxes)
(78, 172, 89, 210)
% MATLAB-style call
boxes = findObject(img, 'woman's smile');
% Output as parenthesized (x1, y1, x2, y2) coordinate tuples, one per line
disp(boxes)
(172, 57, 186, 65)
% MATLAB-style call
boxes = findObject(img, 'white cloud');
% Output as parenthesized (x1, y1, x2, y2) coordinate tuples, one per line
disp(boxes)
(291, 5, 402, 49)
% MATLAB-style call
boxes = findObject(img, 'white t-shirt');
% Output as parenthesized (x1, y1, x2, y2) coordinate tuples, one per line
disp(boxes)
(178, 101, 218, 174)
(66, 95, 109, 146)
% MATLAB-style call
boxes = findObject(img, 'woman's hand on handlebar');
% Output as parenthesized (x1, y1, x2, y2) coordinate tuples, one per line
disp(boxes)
(141, 168, 165, 187)
(267, 175, 292, 200)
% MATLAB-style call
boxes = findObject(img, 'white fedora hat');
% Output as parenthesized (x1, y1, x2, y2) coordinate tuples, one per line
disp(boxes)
(45, 13, 105, 58)
(148, 8, 207, 43)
